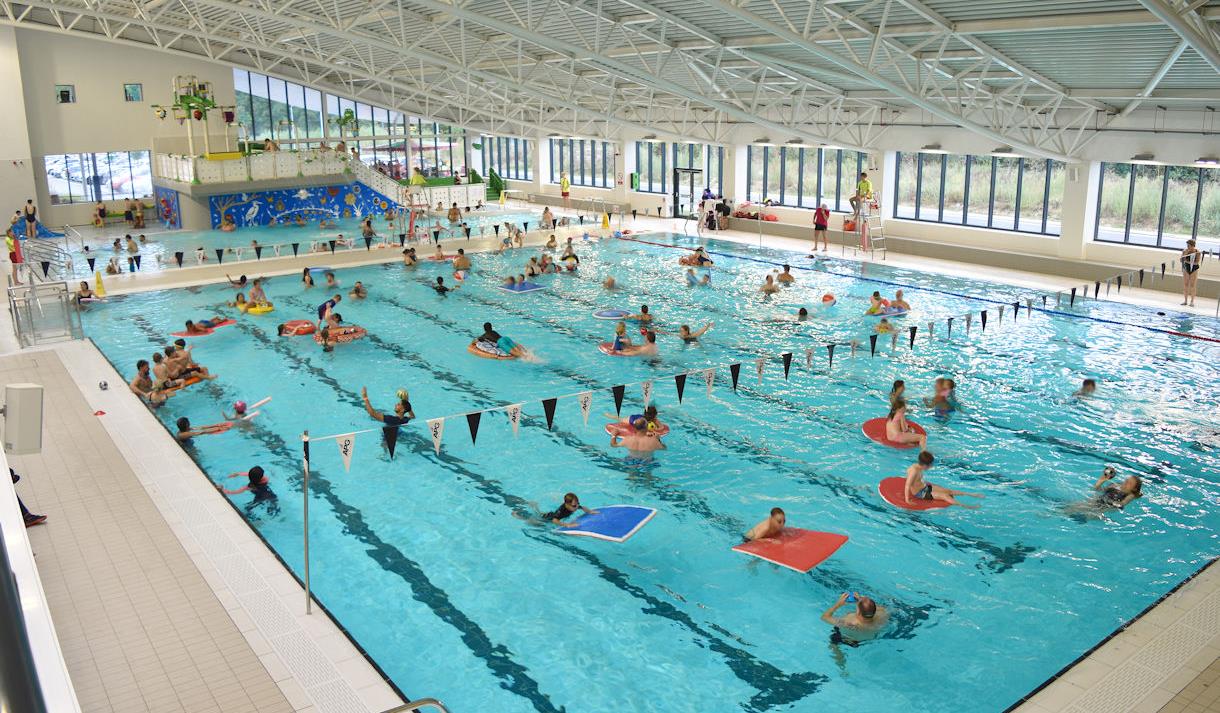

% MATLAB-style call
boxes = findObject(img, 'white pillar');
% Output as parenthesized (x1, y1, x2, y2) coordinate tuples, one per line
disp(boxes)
(1, 27, 45, 224)
(1057, 161, 1097, 260)
(730, 142, 748, 204)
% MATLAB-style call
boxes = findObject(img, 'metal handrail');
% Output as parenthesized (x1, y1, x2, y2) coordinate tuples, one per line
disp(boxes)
(380, 697, 450, 713)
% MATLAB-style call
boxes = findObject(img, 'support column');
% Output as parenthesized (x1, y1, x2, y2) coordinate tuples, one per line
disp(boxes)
(730, 143, 748, 204)
(0, 27, 40, 222)
(1057, 161, 1097, 260)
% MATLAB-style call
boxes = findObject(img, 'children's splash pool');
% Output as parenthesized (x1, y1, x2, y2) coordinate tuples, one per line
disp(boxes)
(80, 234, 1219, 712)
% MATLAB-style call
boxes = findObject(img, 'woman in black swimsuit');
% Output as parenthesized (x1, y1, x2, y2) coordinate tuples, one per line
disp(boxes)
(1180, 239, 1201, 307)
(23, 199, 37, 238)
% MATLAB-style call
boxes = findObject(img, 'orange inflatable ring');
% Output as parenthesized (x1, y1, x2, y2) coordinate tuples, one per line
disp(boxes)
(162, 375, 202, 394)
(314, 325, 367, 344)
(604, 421, 670, 437)
(467, 340, 516, 360)
(281, 319, 316, 336)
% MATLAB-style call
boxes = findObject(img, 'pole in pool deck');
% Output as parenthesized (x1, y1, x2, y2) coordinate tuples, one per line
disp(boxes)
(302, 431, 312, 615)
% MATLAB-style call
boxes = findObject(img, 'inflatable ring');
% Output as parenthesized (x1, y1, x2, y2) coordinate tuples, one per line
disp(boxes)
(598, 341, 630, 356)
(467, 340, 516, 360)
(865, 308, 909, 318)
(314, 325, 367, 344)
(861, 417, 926, 449)
(247, 304, 274, 315)
(281, 320, 315, 336)
(427, 254, 456, 261)
(605, 421, 670, 437)
(593, 308, 631, 320)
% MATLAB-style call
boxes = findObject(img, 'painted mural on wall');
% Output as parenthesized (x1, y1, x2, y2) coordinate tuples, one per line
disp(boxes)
(208, 183, 398, 229)
(154, 186, 182, 230)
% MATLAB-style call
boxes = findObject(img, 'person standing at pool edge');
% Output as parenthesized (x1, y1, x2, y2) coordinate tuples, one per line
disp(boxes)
(560, 172, 571, 210)
(813, 203, 830, 252)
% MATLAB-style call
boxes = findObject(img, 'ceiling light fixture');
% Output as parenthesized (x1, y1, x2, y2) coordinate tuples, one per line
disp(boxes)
(920, 143, 948, 154)
(1195, 156, 1220, 167)
(990, 146, 1021, 158)
(754, 137, 773, 146)
(1130, 153, 1160, 165)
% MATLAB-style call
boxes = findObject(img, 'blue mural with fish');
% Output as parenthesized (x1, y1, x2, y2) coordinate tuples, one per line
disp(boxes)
(208, 182, 399, 229)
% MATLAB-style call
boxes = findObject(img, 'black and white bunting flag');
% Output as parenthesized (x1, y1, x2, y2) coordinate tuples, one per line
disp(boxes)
(39, 261, 50, 277)
(641, 380, 653, 406)
(890, 332, 898, 350)
(195, 249, 206, 265)
(755, 358, 765, 384)
(981, 310, 988, 332)
(869, 333, 878, 357)
(466, 412, 481, 445)
(174, 252, 184, 268)
(805, 348, 813, 367)
(612, 385, 626, 415)
(1093, 281, 1100, 299)
(215, 248, 224, 264)
(255, 246, 263, 259)
(328, 240, 337, 254)
(1012, 301, 1020, 319)
(542, 397, 558, 429)
(235, 247, 244, 260)
(927, 322, 934, 342)
(1116, 274, 1122, 292)
(1139, 269, 1145, 287)
(1161, 262, 1166, 278)
(292, 242, 300, 257)
(703, 368, 715, 396)
(87, 257, 96, 272)
(336, 433, 355, 471)
(826, 343, 835, 370)
(578, 392, 592, 425)
(133, 255, 142, 270)
(382, 425, 399, 459)
(729, 363, 741, 391)
(908, 325, 918, 349)
(274, 245, 282, 257)
(997, 306, 1003, 326)
(781, 353, 792, 379)
(364, 236, 373, 250)
(506, 404, 522, 437)
(427, 418, 444, 454)
(1070, 287, 1077, 306)
(674, 374, 687, 403)
(947, 317, 954, 339)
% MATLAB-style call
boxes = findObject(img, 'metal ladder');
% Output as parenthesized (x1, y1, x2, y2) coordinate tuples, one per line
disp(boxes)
(19, 237, 76, 283)
(380, 698, 450, 713)
(844, 200, 886, 261)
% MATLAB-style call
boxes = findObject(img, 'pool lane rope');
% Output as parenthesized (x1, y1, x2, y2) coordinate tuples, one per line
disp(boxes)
(615, 236, 1220, 345)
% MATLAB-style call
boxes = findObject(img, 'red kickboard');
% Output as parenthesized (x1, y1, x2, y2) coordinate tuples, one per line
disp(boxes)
(878, 477, 951, 511)
(731, 528, 848, 573)
(862, 417, 926, 449)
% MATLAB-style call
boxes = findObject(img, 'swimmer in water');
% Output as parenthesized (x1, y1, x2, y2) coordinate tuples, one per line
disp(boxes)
(433, 243, 446, 260)
(325, 272, 339, 288)
(301, 268, 315, 287)
(534, 492, 597, 527)
(402, 247, 418, 266)
(776, 264, 795, 284)
(603, 276, 618, 290)
(685, 268, 698, 286)
(348, 281, 368, 299)
(545, 234, 557, 250)
(867, 291, 888, 315)
(620, 330, 659, 356)
(903, 451, 981, 508)
(796, 307, 810, 321)
(760, 275, 779, 295)
(630, 304, 653, 325)
(822, 592, 889, 662)
(247, 278, 270, 307)
(677, 323, 713, 343)
(924, 377, 956, 415)
(316, 295, 341, 326)
(228, 293, 248, 311)
(175, 416, 228, 443)
(183, 317, 227, 334)
(453, 249, 471, 271)
(227, 274, 249, 289)
(889, 380, 905, 407)
(476, 322, 529, 358)
(699, 272, 711, 287)
(604, 406, 662, 433)
(610, 322, 633, 352)
(693, 246, 714, 266)
(220, 401, 258, 430)
(886, 400, 927, 449)
(433, 275, 457, 294)
(744, 507, 785, 541)
(1091, 467, 1143, 509)
(129, 360, 166, 405)
(1074, 378, 1096, 398)
(875, 317, 895, 334)
(610, 418, 667, 461)
(891, 290, 911, 311)
(216, 466, 280, 516)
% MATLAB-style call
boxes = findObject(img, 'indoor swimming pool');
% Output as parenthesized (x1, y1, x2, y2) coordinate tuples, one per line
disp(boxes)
(79, 234, 1220, 712)
(65, 208, 543, 276)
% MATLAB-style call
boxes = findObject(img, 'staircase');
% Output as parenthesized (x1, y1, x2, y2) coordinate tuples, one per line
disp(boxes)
(348, 159, 407, 209)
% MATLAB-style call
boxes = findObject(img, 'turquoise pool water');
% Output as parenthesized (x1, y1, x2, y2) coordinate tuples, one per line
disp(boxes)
(81, 234, 1220, 712)
(69, 208, 546, 275)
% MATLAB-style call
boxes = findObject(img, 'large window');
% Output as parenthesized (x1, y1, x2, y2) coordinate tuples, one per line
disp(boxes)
(672, 142, 724, 196)
(745, 146, 868, 212)
(1095, 162, 1219, 249)
(43, 151, 152, 205)
(635, 141, 668, 193)
(893, 152, 1064, 236)
(409, 119, 465, 178)
(482, 135, 532, 181)
(550, 139, 612, 188)
(235, 70, 327, 144)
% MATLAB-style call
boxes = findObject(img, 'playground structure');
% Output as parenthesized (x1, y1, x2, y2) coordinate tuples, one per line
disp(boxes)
(151, 75, 239, 159)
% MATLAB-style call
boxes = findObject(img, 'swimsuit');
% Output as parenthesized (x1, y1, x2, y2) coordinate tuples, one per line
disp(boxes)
(542, 503, 577, 521)
(1182, 255, 1200, 274)
(829, 628, 861, 648)
(915, 484, 933, 500)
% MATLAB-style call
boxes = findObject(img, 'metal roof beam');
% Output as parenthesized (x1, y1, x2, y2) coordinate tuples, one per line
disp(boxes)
(1138, 0, 1220, 74)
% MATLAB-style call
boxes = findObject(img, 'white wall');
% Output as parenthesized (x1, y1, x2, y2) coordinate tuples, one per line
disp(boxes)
(0, 27, 38, 224)
(15, 28, 235, 226)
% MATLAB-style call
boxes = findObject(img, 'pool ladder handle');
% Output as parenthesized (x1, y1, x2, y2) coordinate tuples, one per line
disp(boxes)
(380, 698, 450, 713)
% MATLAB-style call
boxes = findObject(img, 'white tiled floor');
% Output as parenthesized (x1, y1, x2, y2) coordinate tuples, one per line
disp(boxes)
(7, 207, 1218, 713)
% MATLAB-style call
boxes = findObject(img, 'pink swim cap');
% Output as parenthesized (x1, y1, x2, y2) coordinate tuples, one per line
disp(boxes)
(234, 401, 247, 413)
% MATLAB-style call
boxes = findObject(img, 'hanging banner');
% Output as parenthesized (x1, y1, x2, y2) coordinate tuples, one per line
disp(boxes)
(908, 325, 917, 349)
(578, 391, 592, 425)
(291, 242, 300, 257)
(641, 380, 653, 406)
(703, 368, 715, 396)
(755, 358, 765, 384)
(336, 433, 355, 472)
(87, 257, 97, 272)
(39, 261, 50, 277)
(612, 384, 626, 415)
(981, 310, 988, 332)
(781, 353, 792, 379)
(174, 252, 184, 268)
(466, 412, 482, 445)
(542, 397, 558, 429)
(215, 248, 224, 264)
(382, 425, 399, 459)
(869, 334, 878, 357)
(673, 374, 686, 403)
(506, 403, 523, 437)
(729, 363, 741, 391)
(826, 343, 835, 370)
(427, 417, 444, 454)
(1070, 287, 1077, 306)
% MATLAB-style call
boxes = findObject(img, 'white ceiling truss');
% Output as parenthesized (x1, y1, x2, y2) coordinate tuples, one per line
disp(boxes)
(1, 0, 1218, 159)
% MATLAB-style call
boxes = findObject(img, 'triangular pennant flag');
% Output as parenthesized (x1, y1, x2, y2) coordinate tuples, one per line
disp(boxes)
(1070, 287, 1077, 306)
(542, 397, 558, 429)
(336, 433, 355, 472)
(215, 248, 224, 264)
(850, 340, 857, 357)
(382, 425, 399, 458)
(87, 257, 96, 272)
(965, 312, 973, 333)
(466, 412, 481, 445)
(755, 358, 765, 384)
(612, 384, 625, 415)
(579, 215, 585, 225)
(641, 380, 653, 406)
(674, 374, 687, 403)
(703, 368, 715, 396)
(39, 261, 50, 277)
(1026, 298, 1033, 316)
(1012, 301, 1019, 319)
(427, 417, 444, 454)
(869, 334, 878, 357)
(493, 224, 500, 236)
(364, 236, 373, 251)
(328, 240, 336, 253)
(1054, 293, 1060, 307)
(890, 332, 898, 351)
(981, 310, 988, 332)
(729, 363, 741, 390)
(235, 247, 244, 260)
(1105, 279, 1111, 296)
(927, 321, 934, 342)
(1161, 262, 1166, 278)
(255, 246, 263, 260)
(274, 245, 281, 257)
(805, 348, 813, 367)
(173, 251, 183, 268)
(506, 403, 522, 437)
(292, 242, 300, 257)
(908, 325, 917, 349)
(781, 353, 793, 379)
(1116, 274, 1122, 292)
(578, 391, 592, 425)
(195, 249, 205, 265)
(398, 234, 406, 246)
(827, 343, 835, 369)
(463, 226, 471, 239)
(997, 306, 1003, 326)
(523, 221, 529, 232)
(947, 317, 954, 339)
(133, 255, 142, 270)
(1139, 269, 1145, 286)
(1093, 281, 1100, 299)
